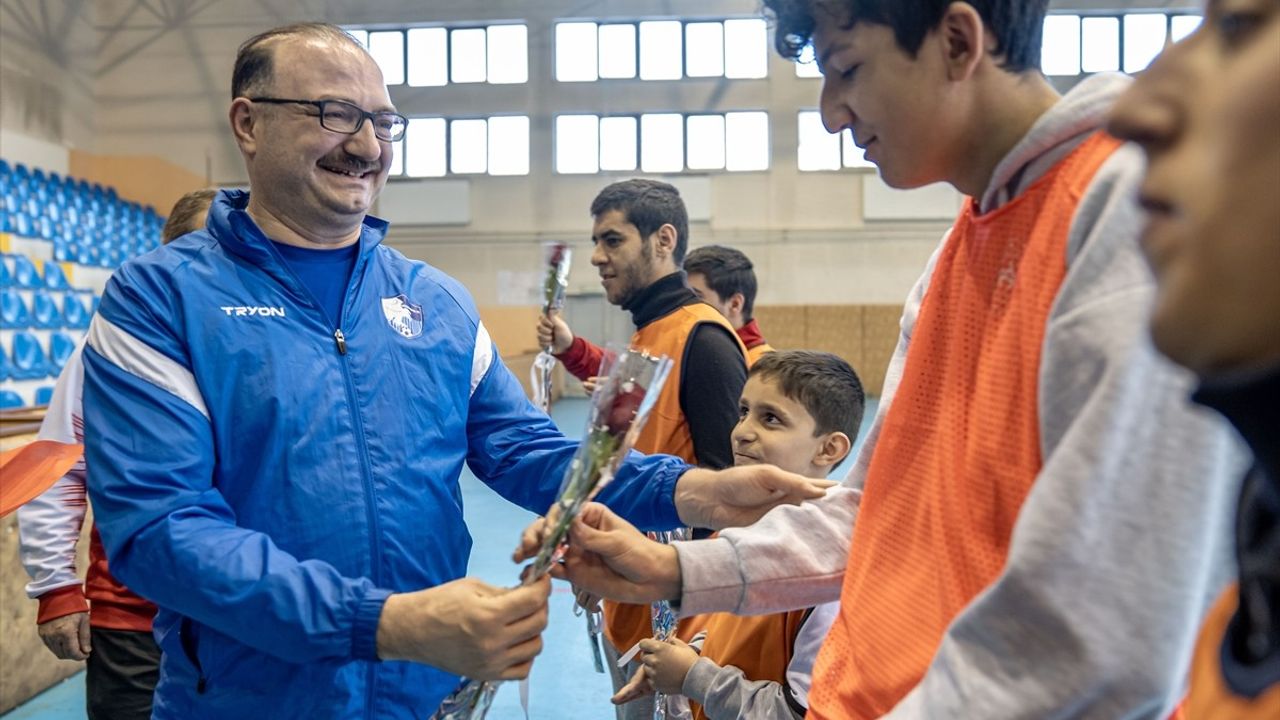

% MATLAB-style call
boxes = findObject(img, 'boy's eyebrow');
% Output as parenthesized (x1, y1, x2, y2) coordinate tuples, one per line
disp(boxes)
(753, 400, 791, 420)
(816, 40, 850, 74)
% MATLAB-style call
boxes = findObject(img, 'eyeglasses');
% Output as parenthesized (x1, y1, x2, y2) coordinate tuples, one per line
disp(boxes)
(248, 97, 408, 142)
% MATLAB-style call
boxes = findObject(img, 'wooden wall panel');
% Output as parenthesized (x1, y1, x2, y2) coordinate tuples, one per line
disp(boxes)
(753, 306, 806, 350)
(860, 305, 904, 396)
(805, 305, 864, 379)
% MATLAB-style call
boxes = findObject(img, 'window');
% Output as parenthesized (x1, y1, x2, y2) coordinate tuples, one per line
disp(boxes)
(1042, 15, 1082, 76)
(556, 19, 768, 82)
(368, 31, 406, 86)
(396, 116, 528, 177)
(349, 24, 528, 87)
(798, 111, 873, 171)
(1081, 17, 1120, 73)
(1041, 13, 1201, 78)
(557, 112, 766, 174)
(1124, 14, 1168, 73)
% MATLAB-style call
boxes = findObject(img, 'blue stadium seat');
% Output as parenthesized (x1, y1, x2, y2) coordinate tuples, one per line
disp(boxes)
(12, 212, 33, 237)
(0, 158, 10, 177)
(63, 293, 90, 329)
(0, 341, 10, 380)
(1, 287, 30, 328)
(11, 255, 39, 288)
(48, 332, 75, 375)
(43, 261, 69, 290)
(10, 331, 49, 379)
(35, 386, 55, 406)
(14, 163, 30, 182)
(0, 389, 23, 409)
(0, 255, 10, 287)
(31, 291, 62, 329)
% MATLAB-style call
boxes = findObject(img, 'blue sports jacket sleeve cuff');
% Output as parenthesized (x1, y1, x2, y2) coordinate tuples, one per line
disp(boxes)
(595, 453, 689, 531)
(352, 587, 394, 662)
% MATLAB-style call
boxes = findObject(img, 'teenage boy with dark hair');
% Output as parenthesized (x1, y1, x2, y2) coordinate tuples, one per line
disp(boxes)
(684, 246, 773, 366)
(613, 350, 863, 719)
(525, 1, 1245, 717)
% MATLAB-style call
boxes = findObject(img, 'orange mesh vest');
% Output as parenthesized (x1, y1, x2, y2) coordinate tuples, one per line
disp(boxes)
(745, 342, 775, 367)
(604, 303, 746, 654)
(1186, 585, 1280, 718)
(689, 609, 809, 720)
(807, 132, 1122, 719)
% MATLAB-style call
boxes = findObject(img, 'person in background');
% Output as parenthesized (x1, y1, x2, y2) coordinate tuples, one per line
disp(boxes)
(1108, 1, 1280, 716)
(17, 187, 217, 720)
(684, 245, 774, 366)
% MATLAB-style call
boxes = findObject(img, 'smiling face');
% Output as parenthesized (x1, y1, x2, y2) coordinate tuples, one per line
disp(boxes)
(232, 36, 394, 242)
(732, 375, 838, 477)
(590, 209, 666, 309)
(1108, 0, 1280, 375)
(814, 11, 964, 189)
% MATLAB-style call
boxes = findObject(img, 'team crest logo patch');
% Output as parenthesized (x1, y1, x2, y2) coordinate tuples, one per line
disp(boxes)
(381, 294, 423, 339)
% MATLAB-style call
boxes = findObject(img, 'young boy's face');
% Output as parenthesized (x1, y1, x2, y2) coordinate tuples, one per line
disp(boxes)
(813, 10, 962, 189)
(732, 374, 839, 477)
(1108, 0, 1280, 375)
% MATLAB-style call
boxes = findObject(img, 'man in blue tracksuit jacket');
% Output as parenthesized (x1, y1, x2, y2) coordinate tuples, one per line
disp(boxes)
(79, 23, 826, 720)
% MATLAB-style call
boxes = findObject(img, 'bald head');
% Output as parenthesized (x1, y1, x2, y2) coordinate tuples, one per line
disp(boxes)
(232, 23, 371, 99)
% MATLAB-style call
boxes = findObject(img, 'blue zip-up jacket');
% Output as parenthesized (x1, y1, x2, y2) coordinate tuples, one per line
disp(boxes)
(81, 190, 688, 719)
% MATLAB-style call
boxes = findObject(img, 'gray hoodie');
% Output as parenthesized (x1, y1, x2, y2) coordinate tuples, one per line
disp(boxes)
(672, 73, 1246, 719)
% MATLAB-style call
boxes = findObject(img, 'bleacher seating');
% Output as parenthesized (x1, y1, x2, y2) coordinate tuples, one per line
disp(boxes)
(0, 159, 160, 407)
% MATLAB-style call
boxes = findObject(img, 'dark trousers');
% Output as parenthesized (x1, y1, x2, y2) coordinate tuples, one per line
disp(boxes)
(86, 627, 160, 720)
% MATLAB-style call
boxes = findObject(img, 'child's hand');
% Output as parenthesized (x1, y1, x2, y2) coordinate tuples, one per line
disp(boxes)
(638, 638, 699, 695)
(612, 665, 656, 705)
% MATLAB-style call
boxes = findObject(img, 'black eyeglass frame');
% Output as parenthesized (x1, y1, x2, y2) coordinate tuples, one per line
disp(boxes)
(247, 97, 408, 142)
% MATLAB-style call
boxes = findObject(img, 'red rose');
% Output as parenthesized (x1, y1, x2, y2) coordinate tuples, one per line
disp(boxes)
(604, 382, 646, 436)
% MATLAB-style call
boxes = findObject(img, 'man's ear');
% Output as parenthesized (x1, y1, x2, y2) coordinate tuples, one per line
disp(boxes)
(937, 1, 987, 82)
(652, 223, 679, 260)
(728, 292, 746, 318)
(229, 98, 259, 157)
(813, 431, 853, 470)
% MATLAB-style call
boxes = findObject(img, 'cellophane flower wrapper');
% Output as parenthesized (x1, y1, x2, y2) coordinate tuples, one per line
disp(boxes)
(433, 347, 673, 720)
(649, 528, 688, 719)
(531, 242, 573, 413)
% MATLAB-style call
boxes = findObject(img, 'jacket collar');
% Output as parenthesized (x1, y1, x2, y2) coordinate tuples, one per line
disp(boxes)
(737, 318, 767, 349)
(1194, 362, 1280, 485)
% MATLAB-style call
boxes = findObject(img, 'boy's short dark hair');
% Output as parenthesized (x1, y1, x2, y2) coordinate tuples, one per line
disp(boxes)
(684, 245, 760, 321)
(161, 188, 219, 244)
(590, 179, 690, 265)
(764, 0, 1048, 73)
(750, 350, 865, 439)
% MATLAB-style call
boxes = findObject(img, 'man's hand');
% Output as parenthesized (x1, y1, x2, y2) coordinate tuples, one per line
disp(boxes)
(514, 504, 681, 604)
(376, 575, 550, 681)
(536, 311, 574, 354)
(612, 665, 657, 705)
(674, 466, 835, 530)
(638, 638, 699, 695)
(37, 612, 91, 661)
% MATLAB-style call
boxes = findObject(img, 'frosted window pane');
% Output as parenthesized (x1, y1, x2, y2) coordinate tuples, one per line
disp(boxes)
(488, 116, 529, 176)
(725, 112, 769, 172)
(641, 114, 684, 172)
(556, 23, 599, 82)
(556, 115, 600, 174)
(1171, 15, 1202, 43)
(451, 28, 487, 83)
(368, 31, 405, 86)
(1042, 16, 1081, 76)
(797, 111, 840, 171)
(795, 45, 822, 77)
(405, 118, 446, 177)
(724, 19, 768, 79)
(686, 115, 726, 170)
(842, 130, 874, 169)
(600, 117, 638, 171)
(388, 139, 404, 176)
(599, 24, 637, 79)
(487, 25, 528, 84)
(640, 21, 683, 80)
(685, 22, 725, 78)
(450, 119, 488, 174)
(407, 28, 447, 87)
(1081, 17, 1120, 73)
(1124, 14, 1167, 73)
